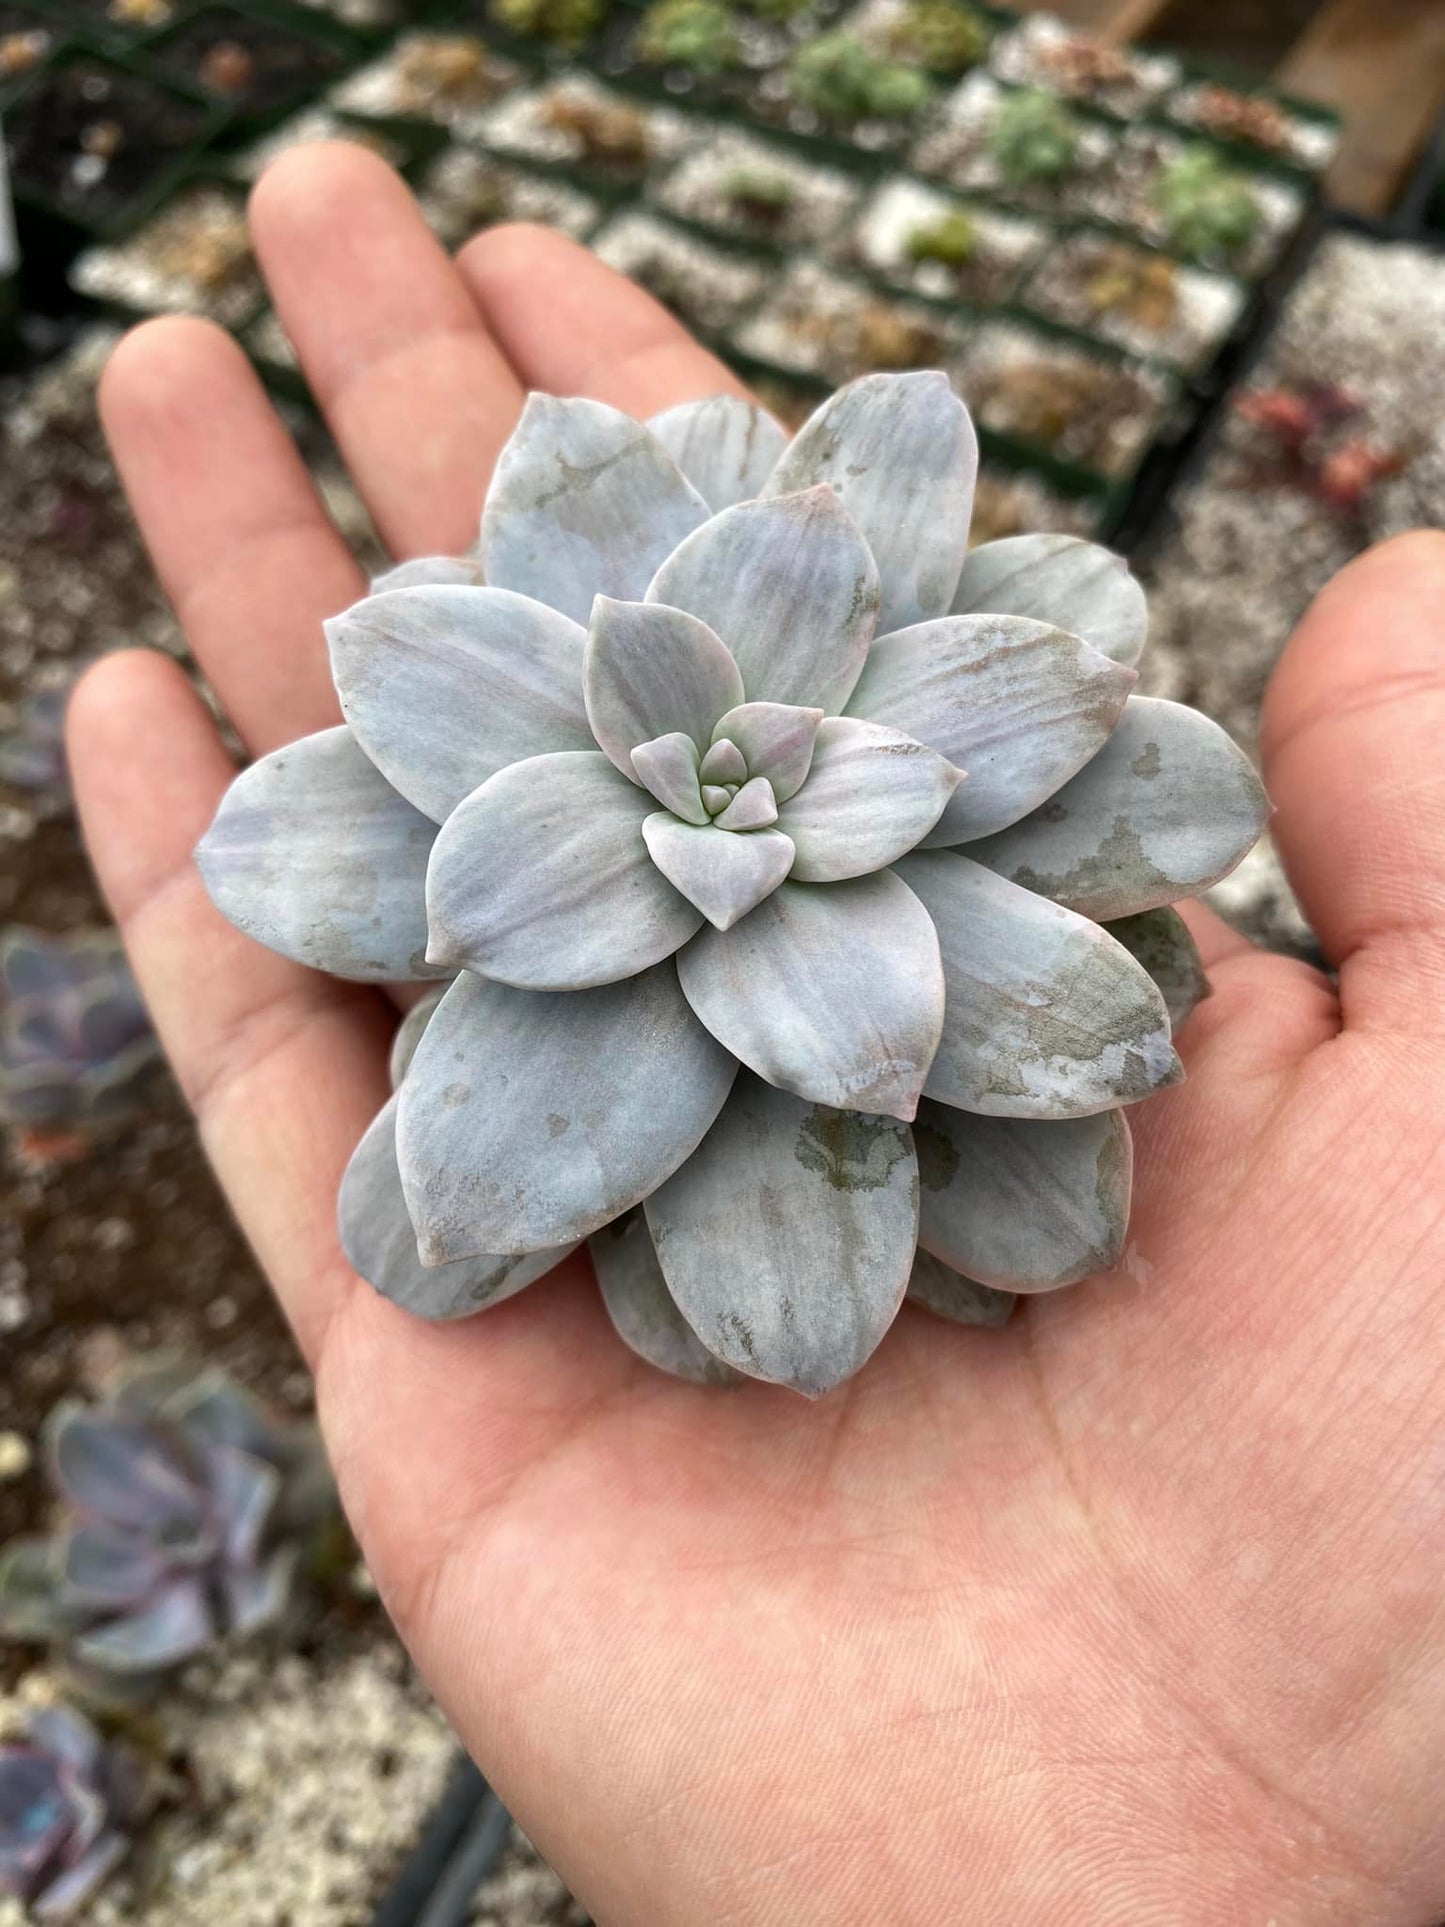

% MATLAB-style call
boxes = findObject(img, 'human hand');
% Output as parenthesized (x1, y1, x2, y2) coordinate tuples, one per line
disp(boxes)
(68, 145, 1445, 1924)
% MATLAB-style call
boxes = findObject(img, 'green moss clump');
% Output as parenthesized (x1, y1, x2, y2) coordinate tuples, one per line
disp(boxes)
(789, 32, 933, 125)
(989, 87, 1078, 184)
(886, 0, 989, 75)
(905, 206, 978, 266)
(489, 0, 605, 50)
(636, 0, 739, 71)
(1153, 145, 1261, 261)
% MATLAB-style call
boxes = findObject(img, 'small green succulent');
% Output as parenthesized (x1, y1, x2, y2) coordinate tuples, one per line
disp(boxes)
(905, 207, 978, 267)
(724, 166, 796, 223)
(1154, 145, 1261, 261)
(990, 87, 1079, 184)
(790, 32, 933, 125)
(887, 0, 990, 75)
(488, 0, 605, 49)
(636, 0, 739, 72)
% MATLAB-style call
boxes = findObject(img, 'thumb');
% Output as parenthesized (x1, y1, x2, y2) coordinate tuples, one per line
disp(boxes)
(1261, 531, 1445, 1032)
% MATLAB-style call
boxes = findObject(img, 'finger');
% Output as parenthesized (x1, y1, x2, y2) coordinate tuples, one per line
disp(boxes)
(250, 143, 525, 559)
(66, 649, 391, 1364)
(1260, 530, 1445, 1031)
(458, 222, 750, 415)
(99, 317, 364, 757)
(1175, 899, 1252, 970)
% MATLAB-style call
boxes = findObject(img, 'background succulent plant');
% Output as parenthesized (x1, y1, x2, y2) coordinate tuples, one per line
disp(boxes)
(990, 87, 1080, 183)
(1154, 145, 1261, 261)
(198, 372, 1265, 1398)
(0, 928, 162, 1153)
(789, 34, 934, 125)
(0, 1358, 336, 1683)
(0, 1706, 142, 1919)
(0, 684, 74, 813)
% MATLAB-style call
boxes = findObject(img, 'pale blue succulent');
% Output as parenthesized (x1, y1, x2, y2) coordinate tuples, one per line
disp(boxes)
(0, 1359, 335, 1682)
(0, 1707, 142, 1919)
(197, 372, 1266, 1396)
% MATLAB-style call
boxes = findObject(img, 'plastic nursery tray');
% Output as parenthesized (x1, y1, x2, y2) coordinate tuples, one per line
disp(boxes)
(2, 45, 231, 257)
(139, 0, 365, 137)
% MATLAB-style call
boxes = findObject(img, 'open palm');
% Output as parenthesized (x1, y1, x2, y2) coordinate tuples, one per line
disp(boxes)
(69, 145, 1445, 1925)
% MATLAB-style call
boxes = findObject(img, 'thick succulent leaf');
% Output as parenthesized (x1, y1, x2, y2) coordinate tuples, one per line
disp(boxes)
(907, 1252, 1017, 1328)
(775, 718, 962, 882)
(1104, 907, 1210, 1031)
(951, 534, 1148, 669)
(677, 874, 944, 1120)
(27, 1706, 104, 1777)
(32, 1833, 129, 1921)
(221, 1545, 297, 1638)
(896, 852, 1180, 1119)
(699, 738, 747, 786)
(762, 372, 977, 636)
(60, 1526, 164, 1608)
(647, 396, 788, 511)
(631, 732, 708, 824)
(646, 1073, 918, 1397)
(196, 726, 442, 983)
(700, 784, 734, 816)
(389, 985, 448, 1090)
(0, 1537, 82, 1640)
(846, 614, 1136, 844)
(72, 1577, 215, 1674)
(340, 1094, 570, 1319)
(914, 1102, 1132, 1292)
(642, 817, 795, 932)
(714, 777, 778, 831)
(647, 486, 880, 713)
(208, 1447, 281, 1567)
(589, 1211, 739, 1385)
(325, 586, 592, 824)
(397, 966, 737, 1259)
(965, 697, 1270, 921)
(712, 702, 822, 802)
(585, 598, 744, 781)
(49, 1406, 204, 1534)
(369, 555, 484, 594)
(480, 393, 708, 624)
(426, 751, 703, 989)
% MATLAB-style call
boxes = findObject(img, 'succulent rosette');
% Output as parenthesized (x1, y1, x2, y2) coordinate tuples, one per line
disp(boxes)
(0, 1706, 142, 1919)
(197, 372, 1266, 1397)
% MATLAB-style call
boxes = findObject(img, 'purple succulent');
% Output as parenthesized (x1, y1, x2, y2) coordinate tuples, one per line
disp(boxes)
(0, 685, 73, 812)
(0, 1706, 141, 1919)
(0, 928, 161, 1143)
(0, 1360, 336, 1684)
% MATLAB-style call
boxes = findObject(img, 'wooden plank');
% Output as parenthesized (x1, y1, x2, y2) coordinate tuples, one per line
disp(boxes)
(1012, 0, 1174, 40)
(1276, 0, 1445, 215)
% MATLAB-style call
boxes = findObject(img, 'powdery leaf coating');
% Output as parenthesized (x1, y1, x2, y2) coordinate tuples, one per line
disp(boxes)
(585, 598, 744, 781)
(646, 1072, 919, 1397)
(896, 852, 1180, 1119)
(647, 396, 788, 511)
(389, 986, 448, 1090)
(763, 371, 977, 636)
(340, 1094, 572, 1320)
(642, 817, 796, 930)
(775, 717, 963, 882)
(699, 739, 748, 785)
(589, 1210, 740, 1384)
(913, 1101, 1132, 1291)
(197, 726, 442, 983)
(965, 696, 1271, 921)
(481, 393, 709, 624)
(951, 533, 1149, 668)
(426, 751, 704, 989)
(72, 1577, 214, 1674)
(631, 732, 708, 824)
(906, 1251, 1017, 1327)
(369, 555, 485, 594)
(1105, 906, 1210, 1031)
(711, 701, 823, 802)
(397, 965, 737, 1259)
(647, 486, 880, 714)
(846, 613, 1136, 844)
(713, 777, 778, 831)
(326, 585, 592, 824)
(677, 874, 944, 1120)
